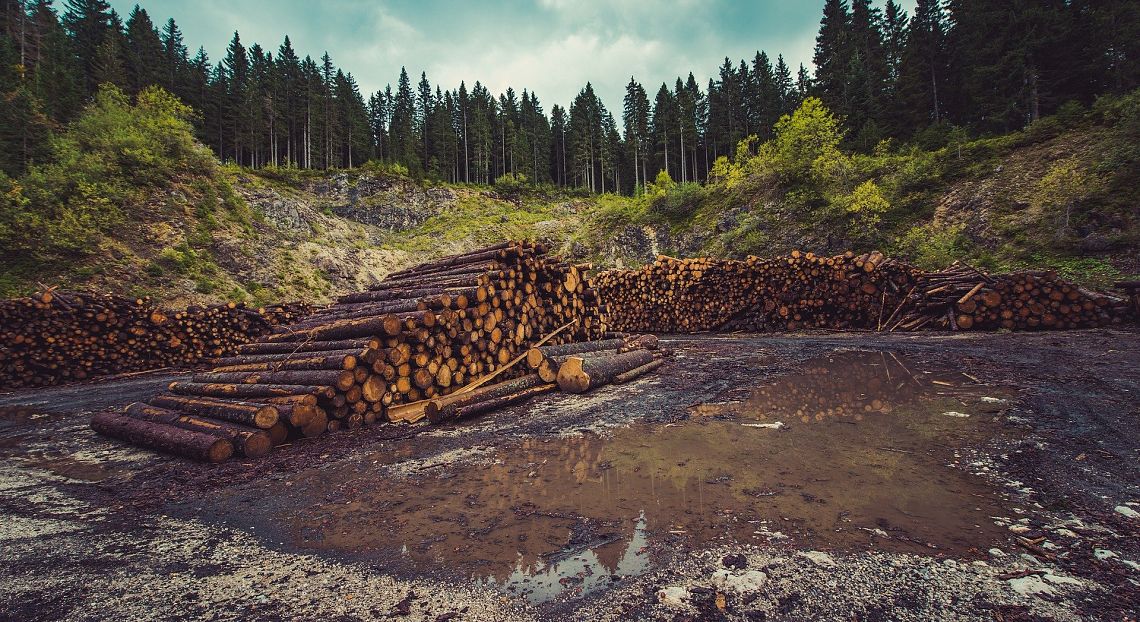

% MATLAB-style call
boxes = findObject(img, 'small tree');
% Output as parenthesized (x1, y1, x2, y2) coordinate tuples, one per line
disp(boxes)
(1032, 159, 1098, 239)
(771, 97, 844, 180)
(843, 180, 890, 240)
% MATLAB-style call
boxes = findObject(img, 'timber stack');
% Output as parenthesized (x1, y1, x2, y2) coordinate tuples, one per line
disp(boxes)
(595, 251, 1132, 333)
(595, 251, 918, 333)
(92, 240, 628, 462)
(0, 289, 309, 390)
(885, 262, 1131, 331)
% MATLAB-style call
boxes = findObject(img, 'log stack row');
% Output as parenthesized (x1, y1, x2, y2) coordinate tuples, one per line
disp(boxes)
(595, 251, 919, 333)
(0, 289, 309, 390)
(595, 251, 1133, 333)
(92, 241, 613, 461)
(886, 263, 1132, 331)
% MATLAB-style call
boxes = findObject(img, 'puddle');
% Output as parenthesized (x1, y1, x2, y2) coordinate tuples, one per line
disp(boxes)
(288, 351, 1016, 604)
(0, 407, 64, 450)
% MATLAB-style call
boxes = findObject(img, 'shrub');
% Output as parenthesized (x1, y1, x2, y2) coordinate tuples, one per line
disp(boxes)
(842, 180, 890, 240)
(769, 97, 844, 181)
(0, 84, 215, 257)
(648, 182, 705, 222)
(893, 222, 969, 269)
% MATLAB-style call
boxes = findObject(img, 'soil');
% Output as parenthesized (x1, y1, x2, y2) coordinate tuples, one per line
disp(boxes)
(0, 330, 1137, 621)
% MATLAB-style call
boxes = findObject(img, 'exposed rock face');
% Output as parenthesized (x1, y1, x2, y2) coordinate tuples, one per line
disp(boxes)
(239, 188, 314, 235)
(303, 173, 456, 231)
(589, 224, 708, 267)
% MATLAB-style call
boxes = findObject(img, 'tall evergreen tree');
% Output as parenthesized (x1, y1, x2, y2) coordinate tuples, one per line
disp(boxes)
(896, 0, 948, 134)
(813, 0, 852, 116)
(62, 0, 111, 91)
(123, 5, 162, 93)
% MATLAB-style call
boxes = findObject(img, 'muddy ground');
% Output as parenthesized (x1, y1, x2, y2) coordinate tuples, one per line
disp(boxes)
(1, 330, 1138, 622)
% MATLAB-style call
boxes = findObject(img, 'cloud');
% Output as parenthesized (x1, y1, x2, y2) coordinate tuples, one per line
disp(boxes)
(109, 0, 828, 112)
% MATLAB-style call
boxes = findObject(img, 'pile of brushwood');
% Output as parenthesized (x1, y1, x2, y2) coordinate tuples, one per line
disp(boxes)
(0, 289, 309, 389)
(595, 251, 1133, 333)
(92, 242, 671, 463)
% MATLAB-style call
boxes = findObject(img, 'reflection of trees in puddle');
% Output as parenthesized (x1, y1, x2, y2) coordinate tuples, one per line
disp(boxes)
(478, 512, 649, 604)
(297, 356, 1011, 600)
(693, 351, 988, 424)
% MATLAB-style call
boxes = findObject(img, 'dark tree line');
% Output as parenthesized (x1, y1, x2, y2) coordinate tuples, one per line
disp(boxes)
(2, 0, 1138, 190)
(813, 0, 1140, 147)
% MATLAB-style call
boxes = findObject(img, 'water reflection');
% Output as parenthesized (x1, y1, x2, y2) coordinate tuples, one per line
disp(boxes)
(292, 351, 1014, 603)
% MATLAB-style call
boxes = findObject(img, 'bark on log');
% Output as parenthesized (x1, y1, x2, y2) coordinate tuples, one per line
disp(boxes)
(146, 394, 279, 429)
(123, 403, 272, 458)
(557, 350, 656, 394)
(450, 384, 556, 421)
(91, 410, 233, 463)
(426, 373, 547, 423)
(168, 381, 336, 400)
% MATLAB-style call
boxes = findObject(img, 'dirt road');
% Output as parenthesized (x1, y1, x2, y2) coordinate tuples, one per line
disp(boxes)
(1, 331, 1138, 621)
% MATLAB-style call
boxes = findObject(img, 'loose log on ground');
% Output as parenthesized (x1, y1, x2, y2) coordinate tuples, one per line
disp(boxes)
(146, 394, 279, 429)
(168, 381, 336, 400)
(450, 384, 556, 421)
(557, 350, 656, 394)
(426, 373, 548, 423)
(91, 410, 234, 463)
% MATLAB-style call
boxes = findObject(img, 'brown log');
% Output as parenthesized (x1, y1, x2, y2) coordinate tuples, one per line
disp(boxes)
(147, 394, 279, 429)
(123, 403, 271, 458)
(168, 381, 336, 400)
(91, 411, 233, 463)
(449, 384, 556, 421)
(557, 350, 656, 394)
(426, 373, 548, 423)
(191, 370, 356, 392)
(612, 358, 667, 384)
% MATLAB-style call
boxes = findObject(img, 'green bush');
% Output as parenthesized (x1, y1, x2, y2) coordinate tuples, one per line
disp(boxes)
(892, 222, 970, 269)
(648, 182, 705, 222)
(0, 84, 215, 257)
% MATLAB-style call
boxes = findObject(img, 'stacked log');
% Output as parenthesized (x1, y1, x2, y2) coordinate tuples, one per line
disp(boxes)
(595, 251, 918, 333)
(0, 290, 309, 389)
(595, 251, 1132, 334)
(886, 263, 1132, 331)
(93, 241, 608, 461)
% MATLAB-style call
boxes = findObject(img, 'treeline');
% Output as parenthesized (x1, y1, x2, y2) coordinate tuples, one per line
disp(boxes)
(1, 0, 1138, 193)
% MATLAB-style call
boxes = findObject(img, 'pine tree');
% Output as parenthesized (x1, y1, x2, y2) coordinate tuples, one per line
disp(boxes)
(124, 5, 163, 94)
(28, 0, 82, 121)
(651, 82, 677, 181)
(62, 0, 112, 93)
(90, 9, 126, 89)
(159, 18, 186, 94)
(896, 0, 947, 134)
(813, 0, 852, 116)
(389, 67, 418, 173)
(549, 103, 567, 186)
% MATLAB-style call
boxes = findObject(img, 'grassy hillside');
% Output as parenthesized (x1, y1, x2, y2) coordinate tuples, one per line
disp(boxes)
(3, 86, 1136, 307)
(564, 93, 1140, 288)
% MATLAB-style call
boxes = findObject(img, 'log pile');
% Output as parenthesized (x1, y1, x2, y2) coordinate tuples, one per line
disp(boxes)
(0, 289, 309, 390)
(595, 251, 918, 333)
(886, 262, 1132, 331)
(93, 241, 621, 462)
(595, 251, 1133, 333)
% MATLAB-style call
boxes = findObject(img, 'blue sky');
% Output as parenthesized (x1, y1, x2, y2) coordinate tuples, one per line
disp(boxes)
(105, 1, 907, 111)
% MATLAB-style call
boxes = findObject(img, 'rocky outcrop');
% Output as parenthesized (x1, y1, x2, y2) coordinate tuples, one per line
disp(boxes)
(303, 173, 456, 231)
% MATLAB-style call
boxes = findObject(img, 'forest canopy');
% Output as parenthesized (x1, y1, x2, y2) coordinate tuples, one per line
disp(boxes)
(1, 0, 1138, 194)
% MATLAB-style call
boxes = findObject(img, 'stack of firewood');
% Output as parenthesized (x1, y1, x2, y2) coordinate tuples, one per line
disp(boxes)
(0, 289, 309, 389)
(595, 251, 1132, 334)
(93, 241, 617, 462)
(595, 251, 918, 333)
(885, 263, 1131, 331)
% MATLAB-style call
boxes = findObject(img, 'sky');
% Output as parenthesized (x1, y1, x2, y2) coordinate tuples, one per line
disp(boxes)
(104, 0, 906, 111)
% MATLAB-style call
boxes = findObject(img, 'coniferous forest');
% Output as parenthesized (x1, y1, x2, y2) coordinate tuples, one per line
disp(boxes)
(2, 0, 1138, 193)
